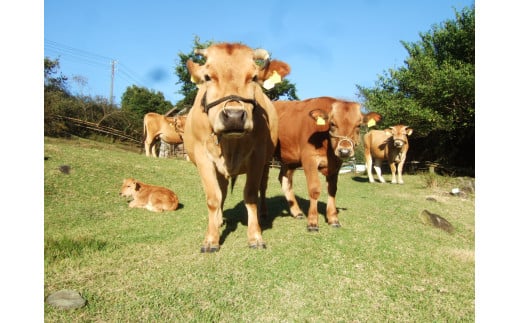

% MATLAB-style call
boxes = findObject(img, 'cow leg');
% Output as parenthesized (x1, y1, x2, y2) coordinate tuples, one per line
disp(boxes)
(303, 164, 321, 232)
(244, 170, 265, 249)
(216, 174, 228, 227)
(325, 173, 340, 227)
(198, 164, 225, 253)
(365, 154, 375, 183)
(259, 164, 269, 219)
(390, 162, 398, 184)
(374, 160, 385, 183)
(144, 141, 150, 156)
(151, 139, 159, 158)
(279, 166, 304, 219)
(144, 137, 154, 157)
(396, 160, 405, 184)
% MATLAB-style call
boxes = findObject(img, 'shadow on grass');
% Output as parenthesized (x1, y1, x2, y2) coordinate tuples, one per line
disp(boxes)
(45, 236, 109, 263)
(351, 176, 370, 183)
(219, 194, 344, 246)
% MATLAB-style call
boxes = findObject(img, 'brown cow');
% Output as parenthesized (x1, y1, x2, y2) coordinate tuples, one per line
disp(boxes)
(143, 112, 187, 157)
(364, 125, 413, 184)
(183, 43, 290, 252)
(274, 97, 382, 231)
(119, 178, 179, 212)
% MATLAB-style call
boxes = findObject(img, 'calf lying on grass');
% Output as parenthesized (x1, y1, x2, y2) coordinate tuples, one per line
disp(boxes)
(119, 178, 179, 212)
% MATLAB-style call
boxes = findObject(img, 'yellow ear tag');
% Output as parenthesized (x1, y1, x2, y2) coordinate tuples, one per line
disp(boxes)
(316, 116, 326, 125)
(367, 118, 376, 128)
(190, 75, 196, 83)
(263, 71, 282, 90)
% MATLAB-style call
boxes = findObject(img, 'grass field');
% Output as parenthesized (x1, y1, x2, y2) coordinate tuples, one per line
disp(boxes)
(44, 136, 475, 322)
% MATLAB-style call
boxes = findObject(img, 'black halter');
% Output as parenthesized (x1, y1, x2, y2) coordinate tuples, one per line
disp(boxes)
(201, 92, 257, 114)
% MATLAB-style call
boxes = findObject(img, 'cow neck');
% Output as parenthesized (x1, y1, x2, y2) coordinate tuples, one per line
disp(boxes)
(201, 91, 258, 114)
(210, 132, 221, 146)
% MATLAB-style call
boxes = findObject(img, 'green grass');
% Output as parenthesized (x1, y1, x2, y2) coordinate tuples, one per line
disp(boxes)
(44, 136, 475, 322)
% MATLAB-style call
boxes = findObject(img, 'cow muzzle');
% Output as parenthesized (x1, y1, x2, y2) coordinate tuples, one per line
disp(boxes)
(394, 139, 405, 148)
(203, 94, 256, 135)
(219, 100, 248, 134)
(330, 133, 356, 159)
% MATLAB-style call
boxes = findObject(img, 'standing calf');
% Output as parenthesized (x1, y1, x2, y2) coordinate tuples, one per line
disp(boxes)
(364, 125, 413, 184)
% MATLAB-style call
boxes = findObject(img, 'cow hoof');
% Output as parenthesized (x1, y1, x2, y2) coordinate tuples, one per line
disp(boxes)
(200, 245, 220, 253)
(295, 213, 304, 220)
(249, 243, 267, 249)
(307, 225, 319, 232)
(330, 222, 341, 228)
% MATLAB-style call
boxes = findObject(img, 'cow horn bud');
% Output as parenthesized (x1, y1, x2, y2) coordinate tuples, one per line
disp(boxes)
(194, 48, 208, 57)
(253, 48, 270, 61)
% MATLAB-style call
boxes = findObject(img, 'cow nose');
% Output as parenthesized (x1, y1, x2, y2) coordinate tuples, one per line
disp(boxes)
(222, 108, 246, 122)
(220, 108, 247, 132)
(338, 148, 351, 158)
(394, 141, 404, 148)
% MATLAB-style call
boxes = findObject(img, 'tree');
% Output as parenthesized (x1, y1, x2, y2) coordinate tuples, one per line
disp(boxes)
(121, 85, 174, 117)
(173, 36, 299, 111)
(120, 85, 175, 137)
(357, 5, 474, 173)
(44, 57, 70, 95)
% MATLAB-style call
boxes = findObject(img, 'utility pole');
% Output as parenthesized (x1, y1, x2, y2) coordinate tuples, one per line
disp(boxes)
(109, 60, 117, 107)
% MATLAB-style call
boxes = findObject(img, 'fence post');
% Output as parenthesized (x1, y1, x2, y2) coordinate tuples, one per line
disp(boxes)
(159, 141, 173, 158)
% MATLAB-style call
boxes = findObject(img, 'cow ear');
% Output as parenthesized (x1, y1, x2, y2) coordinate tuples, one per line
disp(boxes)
(363, 112, 382, 127)
(309, 109, 329, 126)
(259, 60, 291, 89)
(406, 128, 413, 136)
(187, 60, 204, 84)
(134, 182, 141, 191)
(384, 129, 392, 136)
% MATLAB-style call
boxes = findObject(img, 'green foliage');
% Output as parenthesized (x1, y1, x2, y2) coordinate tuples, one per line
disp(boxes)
(44, 57, 141, 141)
(173, 36, 212, 111)
(44, 57, 70, 94)
(120, 85, 174, 118)
(45, 137, 474, 321)
(265, 78, 299, 101)
(118, 85, 175, 136)
(357, 5, 474, 171)
(173, 36, 299, 111)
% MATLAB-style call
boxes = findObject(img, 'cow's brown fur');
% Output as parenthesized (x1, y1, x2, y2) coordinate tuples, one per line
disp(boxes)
(364, 125, 413, 184)
(143, 113, 187, 157)
(183, 43, 290, 252)
(274, 97, 382, 231)
(119, 178, 179, 212)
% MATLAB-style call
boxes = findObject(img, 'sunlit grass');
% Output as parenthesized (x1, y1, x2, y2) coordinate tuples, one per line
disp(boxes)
(44, 137, 474, 321)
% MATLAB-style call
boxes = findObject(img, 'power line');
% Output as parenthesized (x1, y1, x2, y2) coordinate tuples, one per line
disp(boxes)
(45, 39, 112, 62)
(44, 39, 152, 102)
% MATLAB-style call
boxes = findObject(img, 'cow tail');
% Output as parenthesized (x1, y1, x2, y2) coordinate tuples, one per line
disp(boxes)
(230, 176, 237, 194)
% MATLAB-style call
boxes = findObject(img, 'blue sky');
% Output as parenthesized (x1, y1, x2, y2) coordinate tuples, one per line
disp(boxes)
(44, 0, 474, 106)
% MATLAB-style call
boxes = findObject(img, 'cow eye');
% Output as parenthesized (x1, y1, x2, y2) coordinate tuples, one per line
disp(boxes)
(252, 75, 258, 82)
(204, 75, 211, 82)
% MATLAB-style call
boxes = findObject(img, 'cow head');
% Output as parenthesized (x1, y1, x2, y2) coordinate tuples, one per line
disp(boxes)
(119, 178, 139, 197)
(187, 43, 290, 137)
(309, 102, 382, 159)
(173, 115, 187, 134)
(385, 125, 413, 148)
